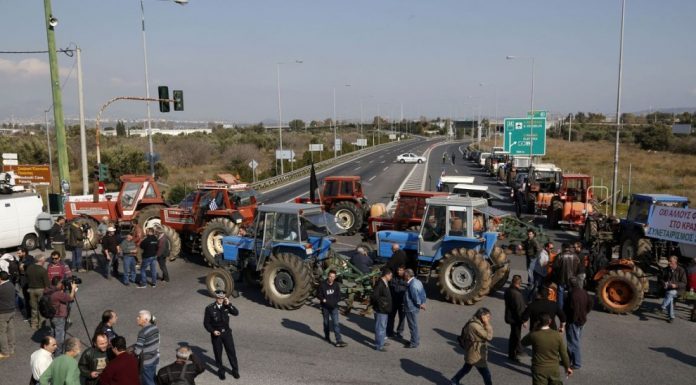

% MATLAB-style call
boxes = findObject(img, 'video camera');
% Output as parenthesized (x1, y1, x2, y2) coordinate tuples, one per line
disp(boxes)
(62, 276, 82, 291)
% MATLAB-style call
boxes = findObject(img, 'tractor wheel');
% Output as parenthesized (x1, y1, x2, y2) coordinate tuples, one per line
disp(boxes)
(596, 269, 644, 314)
(261, 253, 313, 310)
(633, 265, 650, 293)
(620, 236, 652, 263)
(490, 265, 511, 293)
(73, 217, 99, 250)
(136, 204, 165, 232)
(355, 243, 374, 258)
(489, 246, 507, 266)
(205, 269, 237, 298)
(21, 233, 39, 251)
(201, 218, 239, 267)
(583, 218, 598, 244)
(331, 201, 363, 236)
(437, 248, 491, 305)
(161, 224, 182, 261)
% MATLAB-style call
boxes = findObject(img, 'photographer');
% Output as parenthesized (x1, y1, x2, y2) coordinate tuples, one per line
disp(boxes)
(67, 220, 85, 272)
(46, 276, 78, 354)
(156, 346, 205, 385)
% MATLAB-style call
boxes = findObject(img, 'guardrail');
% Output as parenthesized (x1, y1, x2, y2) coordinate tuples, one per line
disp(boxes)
(249, 138, 417, 191)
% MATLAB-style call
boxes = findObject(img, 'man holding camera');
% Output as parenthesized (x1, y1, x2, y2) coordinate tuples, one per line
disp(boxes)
(46, 276, 78, 354)
(204, 290, 240, 380)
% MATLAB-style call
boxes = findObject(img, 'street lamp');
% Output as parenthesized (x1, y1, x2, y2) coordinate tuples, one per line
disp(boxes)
(140, 0, 187, 177)
(611, 0, 626, 216)
(506, 55, 536, 157)
(276, 60, 303, 175)
(333, 84, 351, 158)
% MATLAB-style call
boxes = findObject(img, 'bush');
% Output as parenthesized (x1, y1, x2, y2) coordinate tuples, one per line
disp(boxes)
(634, 125, 672, 151)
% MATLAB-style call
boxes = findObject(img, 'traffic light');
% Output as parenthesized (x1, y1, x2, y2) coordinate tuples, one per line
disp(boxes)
(173, 90, 184, 111)
(93, 164, 100, 181)
(158, 86, 170, 113)
(98, 163, 109, 181)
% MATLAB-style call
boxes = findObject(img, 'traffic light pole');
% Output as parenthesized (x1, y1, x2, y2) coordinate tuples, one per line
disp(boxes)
(43, 0, 70, 194)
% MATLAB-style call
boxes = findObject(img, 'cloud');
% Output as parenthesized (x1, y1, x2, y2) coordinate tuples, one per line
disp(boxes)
(0, 58, 69, 79)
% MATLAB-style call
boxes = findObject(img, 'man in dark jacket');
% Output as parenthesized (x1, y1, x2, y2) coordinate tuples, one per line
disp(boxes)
(386, 243, 408, 273)
(17, 247, 35, 320)
(370, 267, 392, 352)
(521, 230, 541, 285)
(155, 226, 170, 283)
(78, 333, 109, 385)
(521, 313, 573, 384)
(67, 220, 85, 272)
(156, 346, 205, 385)
(316, 270, 347, 347)
(138, 228, 159, 288)
(25, 256, 49, 330)
(659, 255, 688, 323)
(504, 274, 526, 362)
(99, 336, 139, 385)
(101, 227, 120, 280)
(563, 277, 593, 369)
(0, 271, 15, 360)
(49, 217, 67, 260)
(552, 243, 584, 311)
(522, 287, 566, 331)
(204, 290, 240, 380)
(387, 265, 407, 339)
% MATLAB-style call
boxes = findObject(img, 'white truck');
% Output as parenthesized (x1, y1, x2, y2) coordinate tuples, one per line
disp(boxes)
(0, 191, 43, 250)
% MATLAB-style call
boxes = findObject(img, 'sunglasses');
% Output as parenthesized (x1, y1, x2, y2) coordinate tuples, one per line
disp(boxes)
(52, 258, 60, 261)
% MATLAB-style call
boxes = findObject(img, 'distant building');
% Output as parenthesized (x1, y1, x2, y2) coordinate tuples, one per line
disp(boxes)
(672, 124, 693, 135)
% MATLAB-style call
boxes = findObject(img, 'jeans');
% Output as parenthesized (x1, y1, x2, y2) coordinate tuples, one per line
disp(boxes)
(0, 312, 15, 355)
(556, 284, 566, 312)
(661, 289, 678, 319)
(405, 310, 420, 347)
(72, 247, 83, 270)
(52, 317, 66, 354)
(387, 300, 405, 337)
(140, 363, 157, 385)
(140, 257, 158, 286)
(157, 256, 169, 282)
(451, 363, 492, 385)
(374, 312, 388, 349)
(566, 323, 583, 368)
(123, 255, 136, 284)
(322, 307, 343, 342)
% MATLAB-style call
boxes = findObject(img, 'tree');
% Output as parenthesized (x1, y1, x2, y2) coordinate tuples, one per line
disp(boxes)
(634, 125, 672, 151)
(288, 119, 305, 130)
(116, 121, 126, 137)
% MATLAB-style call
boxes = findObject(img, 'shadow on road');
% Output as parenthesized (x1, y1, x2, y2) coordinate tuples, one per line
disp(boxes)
(281, 318, 323, 340)
(432, 327, 462, 353)
(489, 337, 531, 376)
(184, 343, 219, 376)
(649, 347, 696, 367)
(400, 358, 451, 384)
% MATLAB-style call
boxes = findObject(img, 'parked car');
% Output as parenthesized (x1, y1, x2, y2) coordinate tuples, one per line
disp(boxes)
(396, 153, 426, 164)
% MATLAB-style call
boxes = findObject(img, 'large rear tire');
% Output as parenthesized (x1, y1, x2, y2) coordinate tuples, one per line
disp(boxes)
(488, 247, 509, 292)
(583, 218, 598, 244)
(261, 253, 313, 310)
(633, 265, 649, 293)
(596, 269, 644, 314)
(136, 204, 165, 232)
(73, 217, 99, 250)
(331, 201, 363, 236)
(205, 268, 236, 298)
(437, 249, 491, 305)
(201, 218, 239, 267)
(161, 224, 182, 261)
(490, 265, 510, 293)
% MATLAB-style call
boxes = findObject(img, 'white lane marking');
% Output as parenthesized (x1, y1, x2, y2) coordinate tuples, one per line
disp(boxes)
(369, 160, 374, 163)
(354, 166, 361, 171)
(368, 175, 376, 182)
(380, 160, 386, 164)
(383, 166, 389, 171)
(454, 169, 459, 174)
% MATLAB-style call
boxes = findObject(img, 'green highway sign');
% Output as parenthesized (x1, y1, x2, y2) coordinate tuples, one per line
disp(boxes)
(526, 110, 547, 119)
(503, 118, 547, 155)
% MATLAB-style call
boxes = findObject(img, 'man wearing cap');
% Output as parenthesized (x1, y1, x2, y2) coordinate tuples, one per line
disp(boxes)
(101, 227, 120, 280)
(204, 290, 240, 380)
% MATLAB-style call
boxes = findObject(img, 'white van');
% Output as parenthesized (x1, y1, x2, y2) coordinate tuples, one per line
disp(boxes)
(0, 192, 43, 250)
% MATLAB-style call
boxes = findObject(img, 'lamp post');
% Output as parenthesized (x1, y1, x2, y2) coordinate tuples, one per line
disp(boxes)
(611, 0, 626, 216)
(506, 55, 536, 157)
(139, 0, 187, 177)
(333, 84, 351, 158)
(276, 60, 303, 175)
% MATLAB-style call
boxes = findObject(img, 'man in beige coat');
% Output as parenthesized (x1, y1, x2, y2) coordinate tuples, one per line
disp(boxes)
(451, 307, 493, 385)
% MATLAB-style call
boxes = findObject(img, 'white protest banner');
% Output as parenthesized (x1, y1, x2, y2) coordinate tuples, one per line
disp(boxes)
(646, 206, 696, 245)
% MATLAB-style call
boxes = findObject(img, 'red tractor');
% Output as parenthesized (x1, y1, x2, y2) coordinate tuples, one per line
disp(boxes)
(363, 190, 450, 241)
(64, 175, 167, 250)
(295, 176, 370, 235)
(546, 174, 594, 229)
(160, 174, 258, 266)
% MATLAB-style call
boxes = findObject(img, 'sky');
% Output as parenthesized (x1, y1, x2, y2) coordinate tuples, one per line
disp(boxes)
(1, 0, 695, 124)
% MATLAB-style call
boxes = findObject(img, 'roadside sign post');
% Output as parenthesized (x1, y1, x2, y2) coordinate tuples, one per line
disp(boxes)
(503, 118, 546, 156)
(248, 159, 258, 182)
(309, 143, 324, 162)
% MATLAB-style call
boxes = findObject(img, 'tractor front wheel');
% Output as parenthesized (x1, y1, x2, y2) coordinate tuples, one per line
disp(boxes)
(331, 201, 364, 235)
(261, 253, 313, 310)
(161, 224, 182, 261)
(201, 218, 239, 267)
(136, 204, 165, 232)
(205, 268, 237, 298)
(437, 249, 491, 305)
(596, 269, 644, 314)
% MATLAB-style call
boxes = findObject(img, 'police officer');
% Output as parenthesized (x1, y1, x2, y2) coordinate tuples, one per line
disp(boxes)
(203, 290, 240, 380)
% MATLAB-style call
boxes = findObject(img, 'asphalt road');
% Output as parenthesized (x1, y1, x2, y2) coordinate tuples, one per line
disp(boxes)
(3, 140, 695, 385)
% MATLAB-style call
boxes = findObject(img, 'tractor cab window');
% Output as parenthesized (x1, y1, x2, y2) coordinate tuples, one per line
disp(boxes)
(179, 192, 197, 210)
(273, 213, 299, 241)
(341, 180, 354, 196)
(355, 182, 363, 195)
(230, 189, 258, 207)
(199, 191, 216, 211)
(472, 212, 487, 235)
(448, 209, 467, 236)
(324, 181, 339, 197)
(263, 213, 275, 244)
(144, 184, 157, 198)
(121, 182, 141, 209)
(421, 205, 446, 242)
(564, 178, 587, 198)
(627, 199, 651, 223)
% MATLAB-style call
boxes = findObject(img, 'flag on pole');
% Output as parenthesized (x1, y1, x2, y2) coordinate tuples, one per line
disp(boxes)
(309, 162, 318, 203)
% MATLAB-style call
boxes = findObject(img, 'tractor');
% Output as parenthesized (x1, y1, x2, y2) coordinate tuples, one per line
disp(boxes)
(514, 163, 562, 217)
(159, 174, 258, 265)
(370, 196, 511, 305)
(546, 174, 594, 229)
(295, 176, 370, 236)
(204, 203, 378, 310)
(64, 174, 167, 250)
(363, 190, 450, 241)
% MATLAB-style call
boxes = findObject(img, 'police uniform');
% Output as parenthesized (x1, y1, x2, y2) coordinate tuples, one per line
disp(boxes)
(204, 290, 240, 380)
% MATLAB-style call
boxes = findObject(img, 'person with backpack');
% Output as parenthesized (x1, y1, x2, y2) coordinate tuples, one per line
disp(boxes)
(156, 346, 205, 385)
(45, 276, 78, 354)
(26, 255, 50, 330)
(450, 307, 493, 385)
(155, 226, 171, 283)
(67, 220, 86, 272)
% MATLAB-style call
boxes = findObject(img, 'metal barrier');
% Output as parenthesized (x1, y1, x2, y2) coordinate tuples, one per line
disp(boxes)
(249, 139, 416, 191)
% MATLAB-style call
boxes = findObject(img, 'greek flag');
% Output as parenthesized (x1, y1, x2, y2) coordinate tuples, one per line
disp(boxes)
(209, 200, 218, 211)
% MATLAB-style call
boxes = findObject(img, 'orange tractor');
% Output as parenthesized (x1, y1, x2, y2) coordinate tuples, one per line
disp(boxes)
(64, 174, 167, 250)
(546, 174, 594, 229)
(515, 163, 562, 217)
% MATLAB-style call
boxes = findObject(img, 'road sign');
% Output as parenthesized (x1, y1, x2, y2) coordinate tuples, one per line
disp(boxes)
(356, 138, 368, 147)
(2, 153, 18, 160)
(309, 144, 324, 152)
(275, 150, 295, 160)
(248, 159, 258, 169)
(526, 111, 547, 119)
(388, 134, 396, 140)
(334, 139, 342, 152)
(503, 118, 546, 156)
(1, 164, 52, 185)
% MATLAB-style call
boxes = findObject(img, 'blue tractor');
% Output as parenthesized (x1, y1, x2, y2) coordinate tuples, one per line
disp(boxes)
(205, 203, 353, 310)
(372, 196, 510, 305)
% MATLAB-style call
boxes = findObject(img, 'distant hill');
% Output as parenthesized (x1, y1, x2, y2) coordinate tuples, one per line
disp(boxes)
(631, 107, 696, 115)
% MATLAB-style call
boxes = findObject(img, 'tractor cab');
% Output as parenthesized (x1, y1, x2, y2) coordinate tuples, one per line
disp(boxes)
(625, 194, 689, 225)
(116, 175, 164, 219)
(528, 163, 562, 193)
(295, 176, 370, 235)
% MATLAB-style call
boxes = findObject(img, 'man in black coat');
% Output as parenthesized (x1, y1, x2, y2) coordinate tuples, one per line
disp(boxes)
(316, 270, 347, 347)
(156, 346, 205, 385)
(370, 268, 393, 352)
(387, 265, 407, 339)
(522, 287, 566, 331)
(504, 274, 527, 362)
(203, 290, 240, 380)
(386, 243, 408, 273)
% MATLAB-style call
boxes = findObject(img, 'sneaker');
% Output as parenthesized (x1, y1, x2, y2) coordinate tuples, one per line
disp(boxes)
(376, 347, 387, 352)
(667, 318, 674, 323)
(151, 285, 157, 288)
(335, 341, 347, 348)
(136, 284, 147, 289)
(404, 343, 418, 349)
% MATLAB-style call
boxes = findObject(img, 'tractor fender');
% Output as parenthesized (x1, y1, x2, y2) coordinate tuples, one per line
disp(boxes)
(273, 244, 311, 261)
(221, 235, 254, 262)
(376, 230, 418, 258)
(593, 259, 636, 281)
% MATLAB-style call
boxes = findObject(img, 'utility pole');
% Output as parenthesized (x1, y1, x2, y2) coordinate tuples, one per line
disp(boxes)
(611, 0, 626, 216)
(76, 47, 88, 194)
(43, 0, 70, 194)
